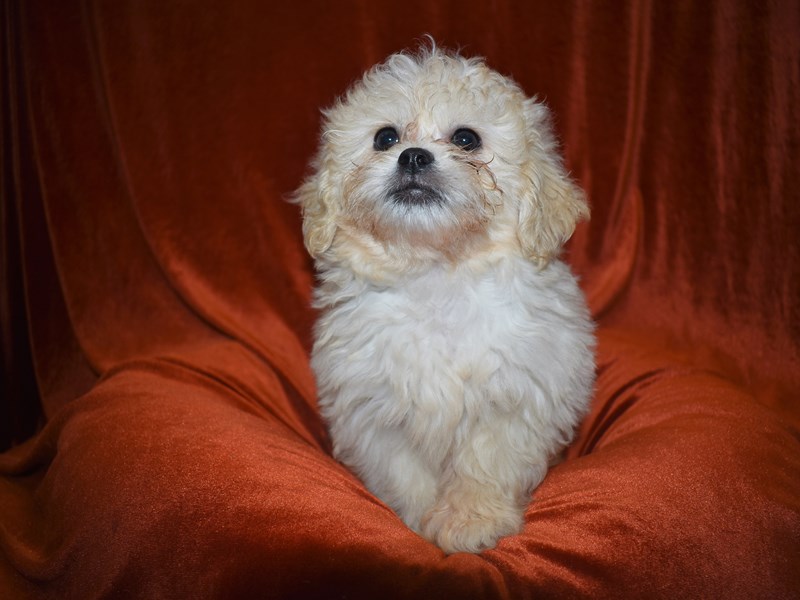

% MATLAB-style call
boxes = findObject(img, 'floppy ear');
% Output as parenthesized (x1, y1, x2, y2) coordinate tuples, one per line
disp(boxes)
(517, 99, 589, 267)
(292, 162, 339, 259)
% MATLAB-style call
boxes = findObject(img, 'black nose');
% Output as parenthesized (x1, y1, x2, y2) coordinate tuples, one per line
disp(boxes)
(398, 147, 434, 174)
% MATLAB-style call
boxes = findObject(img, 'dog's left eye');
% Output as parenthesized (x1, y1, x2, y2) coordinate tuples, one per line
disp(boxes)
(450, 128, 481, 151)
(374, 127, 400, 151)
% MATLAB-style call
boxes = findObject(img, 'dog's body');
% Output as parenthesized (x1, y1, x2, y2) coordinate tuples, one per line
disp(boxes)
(296, 45, 595, 553)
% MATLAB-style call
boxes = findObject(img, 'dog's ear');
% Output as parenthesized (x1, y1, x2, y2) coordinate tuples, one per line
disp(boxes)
(517, 99, 589, 267)
(293, 163, 338, 259)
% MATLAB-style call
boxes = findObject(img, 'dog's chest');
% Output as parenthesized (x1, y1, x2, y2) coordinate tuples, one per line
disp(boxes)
(373, 272, 507, 364)
(315, 265, 540, 421)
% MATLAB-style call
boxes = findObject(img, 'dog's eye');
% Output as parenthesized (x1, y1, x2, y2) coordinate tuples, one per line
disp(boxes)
(374, 127, 400, 151)
(450, 128, 481, 151)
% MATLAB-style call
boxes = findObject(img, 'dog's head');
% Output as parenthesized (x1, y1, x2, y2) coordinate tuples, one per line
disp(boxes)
(295, 45, 588, 275)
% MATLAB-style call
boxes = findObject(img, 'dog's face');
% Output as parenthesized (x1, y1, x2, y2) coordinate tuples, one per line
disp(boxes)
(296, 47, 588, 275)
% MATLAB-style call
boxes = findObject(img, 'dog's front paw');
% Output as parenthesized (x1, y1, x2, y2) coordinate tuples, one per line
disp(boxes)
(420, 501, 524, 554)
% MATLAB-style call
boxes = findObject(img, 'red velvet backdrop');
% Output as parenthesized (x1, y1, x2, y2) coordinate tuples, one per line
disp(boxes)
(2, 1, 799, 598)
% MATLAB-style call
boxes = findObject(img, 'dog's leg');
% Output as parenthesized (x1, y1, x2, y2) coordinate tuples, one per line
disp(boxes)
(420, 417, 548, 553)
(350, 428, 439, 533)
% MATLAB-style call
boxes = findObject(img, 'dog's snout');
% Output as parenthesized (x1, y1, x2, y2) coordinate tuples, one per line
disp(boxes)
(398, 147, 434, 174)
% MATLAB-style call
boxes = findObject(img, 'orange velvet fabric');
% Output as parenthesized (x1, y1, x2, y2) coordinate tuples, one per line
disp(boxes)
(2, 1, 799, 598)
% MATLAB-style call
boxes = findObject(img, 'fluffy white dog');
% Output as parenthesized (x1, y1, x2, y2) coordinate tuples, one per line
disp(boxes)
(295, 44, 595, 554)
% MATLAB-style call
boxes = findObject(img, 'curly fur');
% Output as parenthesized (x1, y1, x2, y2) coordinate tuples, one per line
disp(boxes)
(294, 44, 595, 553)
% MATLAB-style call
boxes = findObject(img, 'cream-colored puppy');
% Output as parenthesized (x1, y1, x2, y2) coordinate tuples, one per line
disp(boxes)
(295, 45, 595, 554)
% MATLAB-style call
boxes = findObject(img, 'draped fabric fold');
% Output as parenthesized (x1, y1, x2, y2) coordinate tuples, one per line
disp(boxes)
(2, 1, 798, 597)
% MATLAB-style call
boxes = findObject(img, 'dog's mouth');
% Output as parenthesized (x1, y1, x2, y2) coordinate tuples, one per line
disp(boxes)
(389, 183, 443, 206)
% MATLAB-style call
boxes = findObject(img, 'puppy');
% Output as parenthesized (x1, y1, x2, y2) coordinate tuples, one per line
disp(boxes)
(295, 44, 595, 554)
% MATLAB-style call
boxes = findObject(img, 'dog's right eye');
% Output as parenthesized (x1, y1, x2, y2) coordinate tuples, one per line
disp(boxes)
(373, 127, 400, 151)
